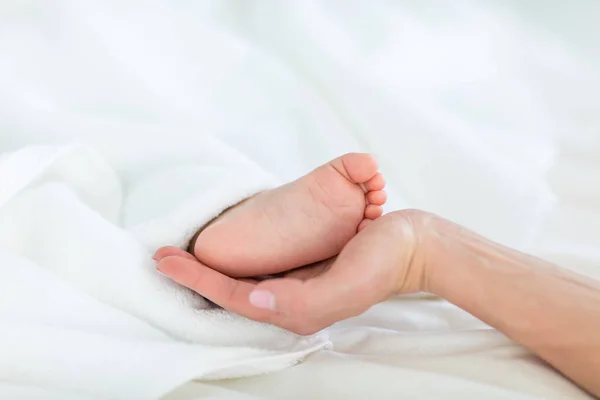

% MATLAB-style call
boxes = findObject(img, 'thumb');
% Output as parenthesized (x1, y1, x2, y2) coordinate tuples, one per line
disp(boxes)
(249, 278, 309, 315)
(248, 275, 359, 335)
(249, 278, 327, 335)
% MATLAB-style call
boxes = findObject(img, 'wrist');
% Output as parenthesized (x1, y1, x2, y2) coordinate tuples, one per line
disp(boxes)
(388, 209, 439, 295)
(421, 215, 519, 299)
(408, 211, 467, 296)
(422, 215, 476, 297)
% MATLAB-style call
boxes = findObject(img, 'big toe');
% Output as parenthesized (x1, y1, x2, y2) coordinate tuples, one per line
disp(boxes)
(330, 153, 379, 184)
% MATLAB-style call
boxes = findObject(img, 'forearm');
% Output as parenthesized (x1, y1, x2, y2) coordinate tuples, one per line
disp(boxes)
(426, 218, 600, 397)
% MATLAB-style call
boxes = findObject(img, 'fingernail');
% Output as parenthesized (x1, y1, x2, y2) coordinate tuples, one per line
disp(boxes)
(249, 290, 276, 310)
(156, 265, 169, 278)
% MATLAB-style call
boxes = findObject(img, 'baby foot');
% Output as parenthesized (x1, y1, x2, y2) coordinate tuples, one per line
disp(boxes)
(192, 153, 387, 277)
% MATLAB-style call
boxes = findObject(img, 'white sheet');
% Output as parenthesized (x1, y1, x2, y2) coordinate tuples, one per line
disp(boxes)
(1, 1, 598, 399)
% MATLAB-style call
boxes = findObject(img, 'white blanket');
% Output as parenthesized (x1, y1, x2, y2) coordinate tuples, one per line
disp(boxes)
(0, 142, 329, 399)
(1, 1, 598, 399)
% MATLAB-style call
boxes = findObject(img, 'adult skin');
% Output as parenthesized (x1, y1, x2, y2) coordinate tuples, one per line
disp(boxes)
(156, 210, 600, 398)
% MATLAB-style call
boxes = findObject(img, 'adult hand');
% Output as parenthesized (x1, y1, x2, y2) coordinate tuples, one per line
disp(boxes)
(155, 211, 429, 335)
(159, 210, 600, 397)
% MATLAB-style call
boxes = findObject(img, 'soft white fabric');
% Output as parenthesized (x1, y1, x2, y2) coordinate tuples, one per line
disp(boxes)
(173, 298, 590, 400)
(0, 142, 329, 400)
(0, 0, 557, 253)
(1, 0, 599, 399)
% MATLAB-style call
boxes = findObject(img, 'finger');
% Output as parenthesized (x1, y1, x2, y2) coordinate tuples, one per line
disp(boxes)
(153, 246, 196, 262)
(157, 256, 277, 322)
(249, 268, 364, 335)
(248, 278, 321, 334)
(250, 270, 370, 335)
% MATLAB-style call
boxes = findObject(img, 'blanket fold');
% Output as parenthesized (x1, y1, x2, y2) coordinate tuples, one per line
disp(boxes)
(0, 143, 330, 400)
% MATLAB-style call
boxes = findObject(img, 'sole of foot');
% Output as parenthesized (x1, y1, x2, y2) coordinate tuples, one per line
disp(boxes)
(193, 153, 387, 277)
